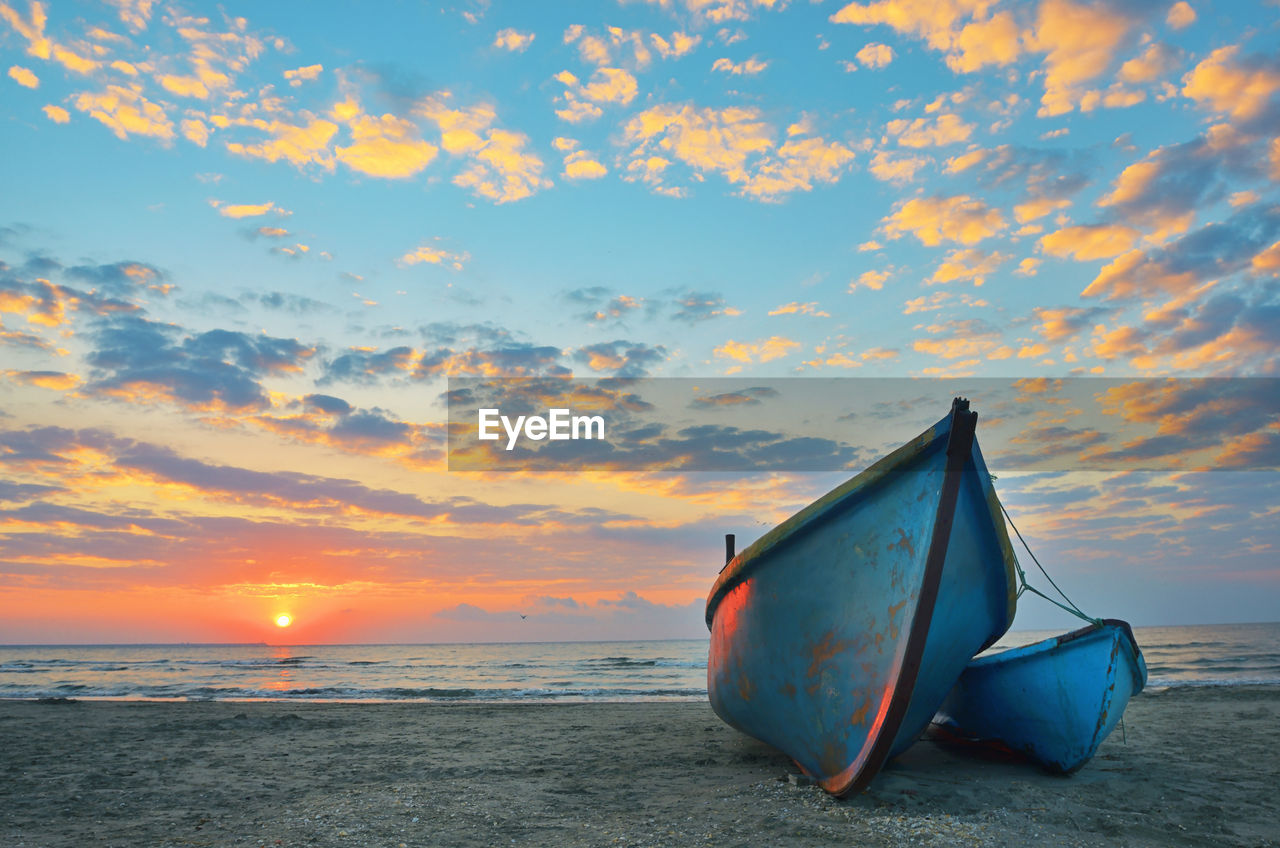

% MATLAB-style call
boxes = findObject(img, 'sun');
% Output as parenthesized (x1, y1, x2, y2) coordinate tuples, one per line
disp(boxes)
(275, 614, 293, 628)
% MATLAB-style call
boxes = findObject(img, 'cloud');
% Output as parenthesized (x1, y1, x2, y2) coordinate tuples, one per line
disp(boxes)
(573, 341, 668, 376)
(73, 84, 174, 141)
(1039, 224, 1141, 261)
(855, 42, 894, 69)
(284, 64, 323, 86)
(768, 301, 829, 317)
(1181, 45, 1280, 121)
(651, 31, 700, 59)
(42, 104, 69, 123)
(398, 244, 468, 271)
(690, 386, 779, 408)
(850, 268, 890, 291)
(566, 288, 646, 323)
(554, 67, 639, 122)
(213, 201, 281, 219)
(885, 113, 974, 148)
(493, 28, 535, 52)
(711, 56, 768, 75)
(4, 369, 80, 390)
(670, 291, 742, 323)
(332, 98, 439, 179)
(912, 318, 1006, 361)
(83, 316, 316, 412)
(737, 134, 856, 200)
(224, 113, 339, 171)
(1166, 1, 1195, 29)
(7, 64, 37, 87)
(1082, 201, 1280, 301)
(623, 103, 853, 200)
(1030, 305, 1109, 344)
(622, 102, 772, 191)
(1028, 0, 1135, 117)
(562, 149, 608, 179)
(450, 127, 550, 203)
(830, 0, 1021, 74)
(713, 336, 800, 364)
(929, 248, 1007, 285)
(1118, 43, 1182, 84)
(868, 150, 929, 183)
(880, 195, 1005, 246)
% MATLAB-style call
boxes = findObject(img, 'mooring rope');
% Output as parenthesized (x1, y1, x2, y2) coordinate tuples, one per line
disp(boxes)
(997, 499, 1102, 627)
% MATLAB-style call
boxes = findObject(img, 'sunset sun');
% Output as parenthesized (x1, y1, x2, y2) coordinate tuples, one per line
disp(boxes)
(275, 614, 292, 628)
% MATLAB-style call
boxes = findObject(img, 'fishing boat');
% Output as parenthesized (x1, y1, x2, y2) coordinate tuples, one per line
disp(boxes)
(705, 398, 1019, 796)
(930, 619, 1147, 773)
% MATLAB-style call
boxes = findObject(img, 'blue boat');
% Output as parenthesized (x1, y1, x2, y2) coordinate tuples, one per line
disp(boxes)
(705, 398, 1019, 796)
(931, 619, 1147, 773)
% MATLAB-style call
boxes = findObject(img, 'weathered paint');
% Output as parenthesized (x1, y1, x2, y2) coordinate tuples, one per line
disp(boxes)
(705, 399, 1018, 796)
(931, 619, 1147, 773)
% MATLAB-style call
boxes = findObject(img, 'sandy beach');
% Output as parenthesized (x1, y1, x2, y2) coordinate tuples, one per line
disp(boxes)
(2, 686, 1277, 848)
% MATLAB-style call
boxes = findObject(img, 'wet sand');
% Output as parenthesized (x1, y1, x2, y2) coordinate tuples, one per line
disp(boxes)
(2, 686, 1277, 847)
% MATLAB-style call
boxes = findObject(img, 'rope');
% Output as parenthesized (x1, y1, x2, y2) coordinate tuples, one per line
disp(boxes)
(997, 497, 1102, 627)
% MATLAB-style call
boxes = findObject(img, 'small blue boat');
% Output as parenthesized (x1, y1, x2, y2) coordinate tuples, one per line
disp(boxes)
(705, 398, 1019, 796)
(931, 619, 1147, 773)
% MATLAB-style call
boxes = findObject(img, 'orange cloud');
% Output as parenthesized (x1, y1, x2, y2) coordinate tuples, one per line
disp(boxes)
(768, 301, 830, 317)
(830, 0, 1021, 74)
(850, 268, 890, 291)
(885, 113, 973, 148)
(555, 67, 639, 123)
(213, 200, 280, 219)
(283, 63, 323, 86)
(929, 248, 1007, 285)
(855, 42, 894, 69)
(493, 28, 535, 52)
(1039, 224, 1140, 261)
(1028, 0, 1132, 117)
(224, 113, 339, 171)
(711, 56, 767, 75)
(73, 84, 174, 141)
(8, 63, 37, 87)
(651, 31, 700, 59)
(333, 102, 439, 179)
(868, 150, 929, 183)
(713, 336, 800, 363)
(1166, 1, 1195, 29)
(1182, 45, 1280, 120)
(563, 149, 608, 180)
(398, 244, 468, 271)
(4, 369, 80, 390)
(42, 103, 69, 123)
(880, 195, 1004, 246)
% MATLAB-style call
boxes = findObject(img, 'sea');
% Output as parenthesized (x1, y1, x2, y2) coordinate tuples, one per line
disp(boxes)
(1, 622, 1277, 703)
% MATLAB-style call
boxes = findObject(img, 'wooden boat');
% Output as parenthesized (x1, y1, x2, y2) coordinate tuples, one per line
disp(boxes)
(930, 619, 1147, 773)
(705, 398, 1019, 796)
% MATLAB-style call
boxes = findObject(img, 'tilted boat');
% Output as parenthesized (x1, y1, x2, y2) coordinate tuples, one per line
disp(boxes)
(705, 398, 1019, 796)
(930, 619, 1147, 773)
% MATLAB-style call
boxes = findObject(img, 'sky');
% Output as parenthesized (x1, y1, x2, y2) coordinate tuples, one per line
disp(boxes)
(1, 0, 1278, 644)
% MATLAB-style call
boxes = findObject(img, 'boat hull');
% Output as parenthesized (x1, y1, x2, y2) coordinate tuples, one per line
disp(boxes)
(705, 401, 1018, 796)
(931, 619, 1147, 773)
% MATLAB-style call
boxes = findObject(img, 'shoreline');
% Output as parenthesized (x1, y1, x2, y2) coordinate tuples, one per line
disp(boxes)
(3, 686, 1278, 847)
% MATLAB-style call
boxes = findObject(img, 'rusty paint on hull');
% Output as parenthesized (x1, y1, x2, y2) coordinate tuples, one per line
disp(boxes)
(931, 619, 1147, 773)
(705, 399, 1018, 796)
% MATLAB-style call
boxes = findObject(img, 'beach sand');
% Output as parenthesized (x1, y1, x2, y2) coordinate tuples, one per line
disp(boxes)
(2, 686, 1277, 848)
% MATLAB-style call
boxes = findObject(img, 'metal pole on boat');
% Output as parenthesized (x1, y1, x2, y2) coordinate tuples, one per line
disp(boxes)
(725, 534, 735, 565)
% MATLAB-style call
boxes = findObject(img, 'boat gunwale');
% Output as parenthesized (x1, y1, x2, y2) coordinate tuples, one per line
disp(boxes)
(704, 408, 1019, 637)
(966, 619, 1147, 694)
(704, 418, 944, 628)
